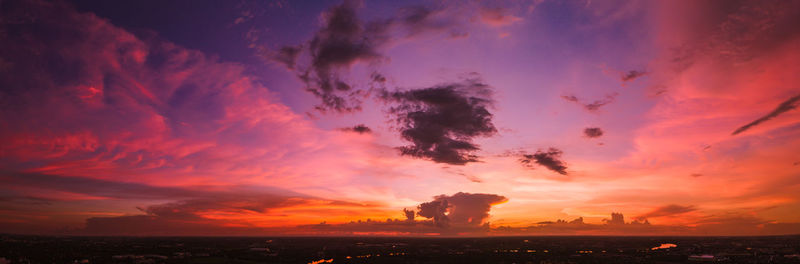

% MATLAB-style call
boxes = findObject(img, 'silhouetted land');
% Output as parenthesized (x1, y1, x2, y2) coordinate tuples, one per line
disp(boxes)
(1, 234, 799, 263)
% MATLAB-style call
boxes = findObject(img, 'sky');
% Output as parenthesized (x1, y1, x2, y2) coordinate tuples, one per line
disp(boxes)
(0, 0, 799, 236)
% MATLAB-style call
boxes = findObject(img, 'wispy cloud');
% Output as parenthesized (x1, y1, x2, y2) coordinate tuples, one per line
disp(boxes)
(634, 204, 696, 220)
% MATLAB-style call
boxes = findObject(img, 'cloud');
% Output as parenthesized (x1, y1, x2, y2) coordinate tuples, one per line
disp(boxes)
(561, 95, 579, 102)
(624, 1, 800, 237)
(417, 192, 507, 228)
(479, 7, 522, 27)
(339, 124, 372, 134)
(732, 94, 800, 135)
(272, 45, 302, 69)
(584, 94, 618, 111)
(603, 212, 627, 225)
(0, 173, 380, 236)
(492, 212, 681, 236)
(659, 1, 800, 76)
(561, 93, 618, 112)
(634, 204, 696, 220)
(370, 72, 387, 84)
(0, 0, 381, 191)
(0, 0, 323, 178)
(443, 167, 483, 183)
(80, 192, 378, 236)
(0, 172, 216, 201)
(292, 0, 391, 113)
(290, 192, 507, 236)
(519, 148, 568, 175)
(275, 2, 466, 113)
(417, 199, 450, 227)
(0, 0, 402, 235)
(381, 77, 497, 165)
(620, 70, 647, 82)
(0, 172, 311, 208)
(689, 213, 800, 236)
(583, 127, 604, 138)
(402, 208, 415, 221)
(398, 6, 464, 37)
(81, 199, 288, 236)
(492, 212, 800, 236)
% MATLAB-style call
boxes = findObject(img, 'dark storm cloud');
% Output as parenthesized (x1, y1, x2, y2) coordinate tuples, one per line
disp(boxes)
(583, 127, 604, 138)
(519, 148, 568, 175)
(339, 124, 372, 134)
(381, 78, 497, 165)
(562, 93, 618, 112)
(635, 204, 697, 220)
(620, 70, 647, 82)
(417, 192, 507, 228)
(731, 94, 800, 135)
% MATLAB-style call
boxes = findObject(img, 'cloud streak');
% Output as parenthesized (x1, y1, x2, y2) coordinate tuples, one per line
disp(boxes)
(635, 204, 696, 220)
(732, 94, 800, 135)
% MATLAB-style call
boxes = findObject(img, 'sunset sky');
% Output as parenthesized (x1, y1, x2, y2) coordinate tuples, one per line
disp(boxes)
(1, 0, 799, 236)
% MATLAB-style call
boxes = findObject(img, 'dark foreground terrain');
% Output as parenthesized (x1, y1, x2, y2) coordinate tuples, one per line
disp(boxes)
(1, 234, 799, 264)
